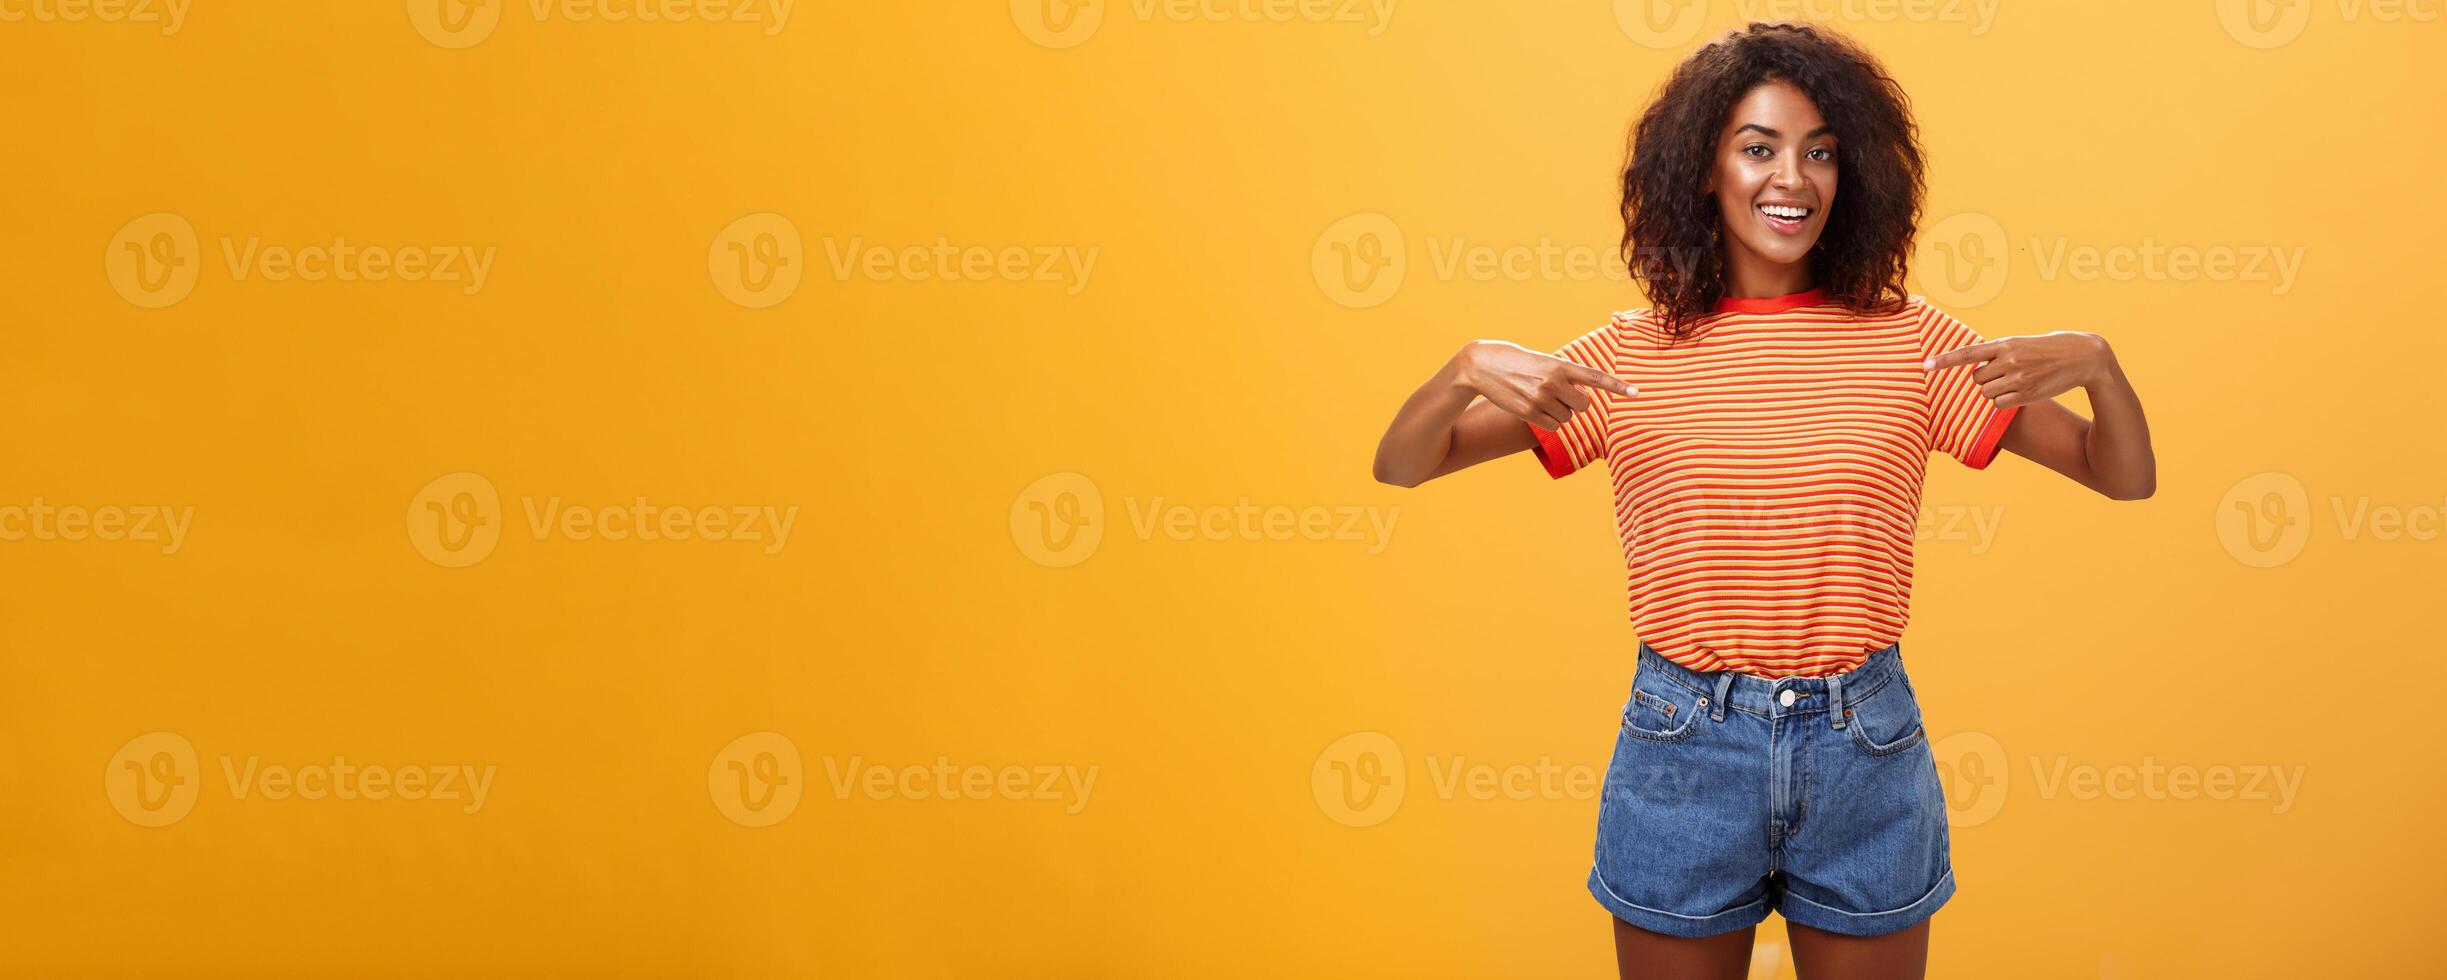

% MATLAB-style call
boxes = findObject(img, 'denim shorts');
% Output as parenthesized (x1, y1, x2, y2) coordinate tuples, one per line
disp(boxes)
(1587, 640, 1954, 938)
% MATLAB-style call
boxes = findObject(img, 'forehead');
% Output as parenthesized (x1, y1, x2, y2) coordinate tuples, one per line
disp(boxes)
(1722, 79, 1827, 136)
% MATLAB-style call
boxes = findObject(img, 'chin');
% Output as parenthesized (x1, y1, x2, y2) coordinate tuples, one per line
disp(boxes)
(1738, 241, 1815, 268)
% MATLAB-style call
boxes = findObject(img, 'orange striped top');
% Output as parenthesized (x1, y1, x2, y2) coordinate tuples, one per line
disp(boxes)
(1529, 287, 2020, 678)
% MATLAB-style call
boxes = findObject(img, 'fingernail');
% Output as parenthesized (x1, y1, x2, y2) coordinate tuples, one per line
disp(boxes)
(1921, 357, 1934, 370)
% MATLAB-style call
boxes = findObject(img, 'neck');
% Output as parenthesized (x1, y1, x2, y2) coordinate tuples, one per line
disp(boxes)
(1721, 246, 1813, 299)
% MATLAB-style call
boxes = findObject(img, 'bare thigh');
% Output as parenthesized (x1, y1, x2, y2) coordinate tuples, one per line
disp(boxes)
(1611, 916, 1755, 980)
(1787, 917, 1930, 980)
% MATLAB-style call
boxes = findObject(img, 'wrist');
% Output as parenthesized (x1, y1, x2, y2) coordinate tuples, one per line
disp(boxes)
(2081, 334, 2126, 391)
(1448, 341, 1489, 394)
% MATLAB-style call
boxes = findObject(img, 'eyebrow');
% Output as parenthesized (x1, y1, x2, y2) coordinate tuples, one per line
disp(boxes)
(1735, 123, 1837, 139)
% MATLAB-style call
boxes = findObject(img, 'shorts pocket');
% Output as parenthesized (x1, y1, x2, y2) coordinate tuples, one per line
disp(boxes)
(1623, 683, 1704, 743)
(1844, 675, 1926, 756)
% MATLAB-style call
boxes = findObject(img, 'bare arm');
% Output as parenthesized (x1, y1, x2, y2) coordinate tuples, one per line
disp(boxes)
(1930, 332, 2156, 500)
(1374, 341, 1637, 488)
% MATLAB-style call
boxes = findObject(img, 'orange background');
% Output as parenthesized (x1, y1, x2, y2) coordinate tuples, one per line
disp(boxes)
(2, 1, 2441, 977)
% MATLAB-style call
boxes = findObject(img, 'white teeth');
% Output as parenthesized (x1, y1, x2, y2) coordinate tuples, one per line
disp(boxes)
(1759, 204, 1810, 220)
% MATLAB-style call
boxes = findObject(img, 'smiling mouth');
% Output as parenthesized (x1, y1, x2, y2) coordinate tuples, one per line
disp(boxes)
(1758, 204, 1812, 222)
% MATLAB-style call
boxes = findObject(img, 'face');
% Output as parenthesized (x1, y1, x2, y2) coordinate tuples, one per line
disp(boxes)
(1706, 79, 1838, 272)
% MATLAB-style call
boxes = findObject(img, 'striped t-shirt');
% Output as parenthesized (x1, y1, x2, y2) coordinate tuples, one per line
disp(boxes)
(1528, 287, 2020, 678)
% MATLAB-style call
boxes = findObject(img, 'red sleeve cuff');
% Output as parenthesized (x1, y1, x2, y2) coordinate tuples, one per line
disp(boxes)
(1528, 423, 1576, 479)
(1963, 405, 2022, 470)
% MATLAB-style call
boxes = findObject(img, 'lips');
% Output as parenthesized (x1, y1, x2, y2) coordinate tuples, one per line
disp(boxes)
(1756, 202, 1814, 234)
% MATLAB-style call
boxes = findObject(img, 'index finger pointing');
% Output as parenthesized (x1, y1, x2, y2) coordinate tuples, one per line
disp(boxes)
(1926, 340, 2004, 372)
(1565, 363, 1639, 398)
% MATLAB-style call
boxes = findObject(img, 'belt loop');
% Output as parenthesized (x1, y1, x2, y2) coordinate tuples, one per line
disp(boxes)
(1828, 673, 1847, 730)
(1710, 672, 1734, 722)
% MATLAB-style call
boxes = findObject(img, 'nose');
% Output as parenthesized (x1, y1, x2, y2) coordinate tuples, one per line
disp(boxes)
(1771, 154, 1803, 190)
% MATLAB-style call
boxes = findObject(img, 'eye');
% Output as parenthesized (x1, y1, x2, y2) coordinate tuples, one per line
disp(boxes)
(1808, 147, 1835, 162)
(1743, 143, 1772, 159)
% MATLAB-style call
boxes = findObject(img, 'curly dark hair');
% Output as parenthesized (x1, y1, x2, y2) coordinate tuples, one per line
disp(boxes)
(1620, 22, 1925, 339)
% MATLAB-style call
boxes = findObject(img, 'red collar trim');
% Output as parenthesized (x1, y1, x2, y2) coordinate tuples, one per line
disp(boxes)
(1714, 287, 1827, 314)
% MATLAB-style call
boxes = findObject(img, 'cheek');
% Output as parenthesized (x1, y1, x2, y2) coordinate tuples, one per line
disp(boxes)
(1710, 162, 1752, 207)
(1713, 160, 1749, 192)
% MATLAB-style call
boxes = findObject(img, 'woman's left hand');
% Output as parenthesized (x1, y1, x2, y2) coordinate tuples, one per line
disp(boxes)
(1924, 331, 2118, 409)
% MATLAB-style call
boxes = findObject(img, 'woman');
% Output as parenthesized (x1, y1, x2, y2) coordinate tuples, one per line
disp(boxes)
(1370, 22, 2155, 980)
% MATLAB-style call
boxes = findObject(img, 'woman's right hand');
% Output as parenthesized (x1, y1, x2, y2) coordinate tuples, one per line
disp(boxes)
(1454, 340, 1638, 432)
